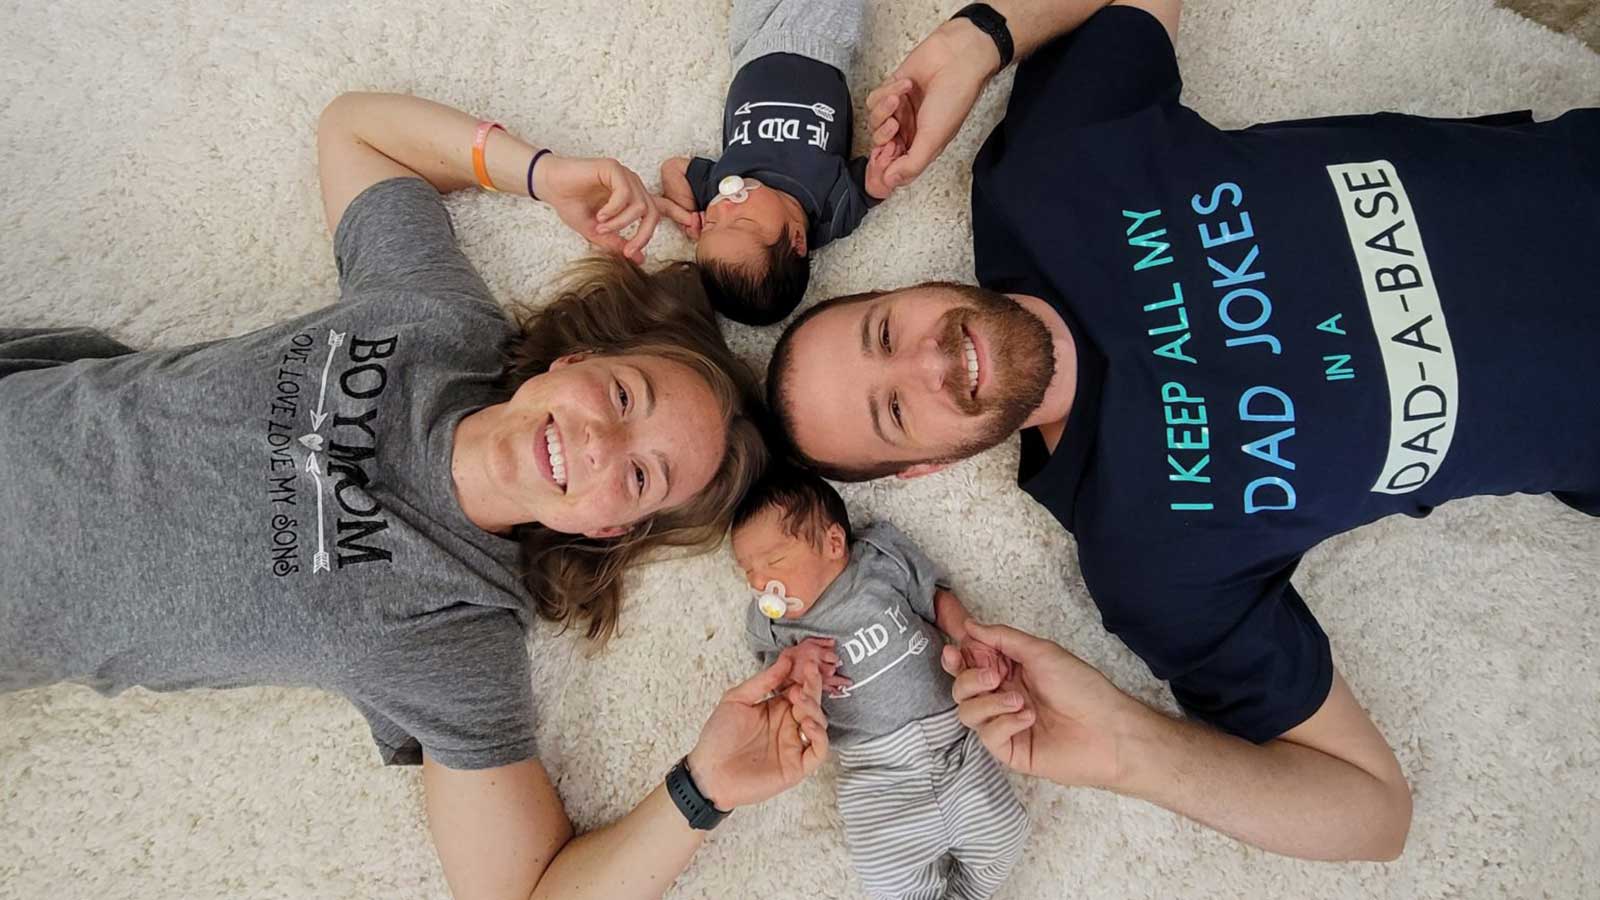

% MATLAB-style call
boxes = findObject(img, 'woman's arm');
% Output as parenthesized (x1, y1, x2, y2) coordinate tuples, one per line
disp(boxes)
(422, 656, 829, 900)
(317, 92, 660, 262)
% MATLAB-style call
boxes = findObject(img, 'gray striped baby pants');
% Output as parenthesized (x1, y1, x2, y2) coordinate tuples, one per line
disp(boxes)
(835, 708, 1029, 899)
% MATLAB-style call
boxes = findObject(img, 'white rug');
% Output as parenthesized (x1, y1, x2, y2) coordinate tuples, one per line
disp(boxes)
(3, 1, 1598, 898)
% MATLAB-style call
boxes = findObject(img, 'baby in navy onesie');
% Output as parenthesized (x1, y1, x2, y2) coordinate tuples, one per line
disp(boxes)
(657, 0, 901, 326)
(730, 468, 1028, 900)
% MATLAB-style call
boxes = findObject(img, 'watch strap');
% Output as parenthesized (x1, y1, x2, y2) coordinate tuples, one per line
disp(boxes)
(666, 757, 729, 831)
(951, 3, 1015, 70)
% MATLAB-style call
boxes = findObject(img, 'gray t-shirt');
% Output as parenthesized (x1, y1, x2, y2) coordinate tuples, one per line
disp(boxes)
(0, 177, 540, 770)
(744, 522, 953, 748)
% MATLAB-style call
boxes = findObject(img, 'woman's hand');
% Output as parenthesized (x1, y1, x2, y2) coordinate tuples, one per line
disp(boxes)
(865, 17, 1005, 191)
(685, 655, 829, 811)
(941, 620, 1137, 789)
(534, 155, 662, 264)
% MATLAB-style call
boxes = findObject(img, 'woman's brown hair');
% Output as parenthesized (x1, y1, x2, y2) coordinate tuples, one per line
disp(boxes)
(501, 256, 768, 644)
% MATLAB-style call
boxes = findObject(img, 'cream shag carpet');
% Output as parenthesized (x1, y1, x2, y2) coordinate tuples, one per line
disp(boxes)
(2, 1, 1598, 898)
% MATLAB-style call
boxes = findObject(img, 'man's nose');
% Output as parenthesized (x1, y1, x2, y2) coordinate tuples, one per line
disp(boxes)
(914, 335, 947, 394)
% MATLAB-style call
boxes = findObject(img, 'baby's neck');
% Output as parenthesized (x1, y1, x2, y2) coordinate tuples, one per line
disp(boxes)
(791, 550, 852, 619)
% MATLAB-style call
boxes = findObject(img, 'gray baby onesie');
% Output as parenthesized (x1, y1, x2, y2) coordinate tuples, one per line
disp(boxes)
(1, 178, 540, 771)
(743, 522, 1029, 899)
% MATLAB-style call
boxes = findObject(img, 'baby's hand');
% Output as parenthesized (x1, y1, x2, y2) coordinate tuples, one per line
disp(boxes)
(780, 637, 852, 697)
(960, 636, 1012, 685)
(657, 156, 703, 239)
(864, 137, 904, 201)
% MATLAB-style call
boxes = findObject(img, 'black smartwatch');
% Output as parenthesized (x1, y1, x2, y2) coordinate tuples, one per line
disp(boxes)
(666, 756, 730, 830)
(951, 3, 1015, 70)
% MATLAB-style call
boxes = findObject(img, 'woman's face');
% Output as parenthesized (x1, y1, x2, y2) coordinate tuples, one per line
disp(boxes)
(472, 353, 727, 536)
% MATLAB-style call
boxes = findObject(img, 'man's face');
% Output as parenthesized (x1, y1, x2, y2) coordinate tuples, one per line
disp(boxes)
(775, 285, 1055, 477)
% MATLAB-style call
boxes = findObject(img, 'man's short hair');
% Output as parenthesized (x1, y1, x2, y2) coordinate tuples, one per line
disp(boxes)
(699, 227, 810, 326)
(766, 289, 913, 482)
(732, 465, 853, 547)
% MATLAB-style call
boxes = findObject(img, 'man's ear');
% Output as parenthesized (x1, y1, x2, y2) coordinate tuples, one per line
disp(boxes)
(895, 463, 948, 480)
(823, 522, 848, 560)
(584, 524, 629, 540)
(550, 351, 591, 371)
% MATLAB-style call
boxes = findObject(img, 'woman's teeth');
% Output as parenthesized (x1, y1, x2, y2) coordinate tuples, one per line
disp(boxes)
(546, 423, 567, 489)
(962, 333, 979, 397)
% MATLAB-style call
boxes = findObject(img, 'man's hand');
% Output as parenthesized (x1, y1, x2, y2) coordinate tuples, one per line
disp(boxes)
(941, 620, 1137, 789)
(533, 155, 661, 264)
(685, 655, 829, 811)
(865, 17, 1004, 190)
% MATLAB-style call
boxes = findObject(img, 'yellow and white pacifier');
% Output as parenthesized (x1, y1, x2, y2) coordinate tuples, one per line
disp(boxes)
(757, 579, 801, 620)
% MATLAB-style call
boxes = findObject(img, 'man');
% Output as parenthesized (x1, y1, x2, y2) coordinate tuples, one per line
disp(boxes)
(766, 0, 1600, 861)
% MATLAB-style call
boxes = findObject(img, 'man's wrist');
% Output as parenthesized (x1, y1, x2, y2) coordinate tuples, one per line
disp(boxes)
(936, 17, 1005, 81)
(950, 3, 1015, 71)
(1099, 696, 1175, 795)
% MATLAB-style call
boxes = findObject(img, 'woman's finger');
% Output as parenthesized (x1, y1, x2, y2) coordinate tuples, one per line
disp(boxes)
(955, 690, 1025, 730)
(624, 201, 660, 261)
(951, 664, 1004, 703)
(595, 172, 634, 224)
(799, 718, 829, 773)
(599, 197, 647, 235)
(727, 655, 795, 704)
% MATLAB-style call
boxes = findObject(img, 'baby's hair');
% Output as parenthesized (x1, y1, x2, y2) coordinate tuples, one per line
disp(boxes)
(699, 226, 810, 326)
(732, 465, 853, 549)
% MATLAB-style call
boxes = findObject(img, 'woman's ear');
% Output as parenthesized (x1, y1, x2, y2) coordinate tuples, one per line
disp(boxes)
(550, 351, 591, 371)
(584, 524, 629, 540)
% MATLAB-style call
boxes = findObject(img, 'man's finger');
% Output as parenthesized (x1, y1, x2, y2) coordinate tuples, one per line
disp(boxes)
(726, 655, 795, 704)
(976, 709, 1034, 766)
(955, 690, 1025, 730)
(965, 621, 1059, 664)
(951, 664, 1004, 702)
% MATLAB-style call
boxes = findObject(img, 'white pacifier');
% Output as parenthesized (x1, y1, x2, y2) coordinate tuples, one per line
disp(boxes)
(712, 175, 763, 207)
(756, 579, 802, 620)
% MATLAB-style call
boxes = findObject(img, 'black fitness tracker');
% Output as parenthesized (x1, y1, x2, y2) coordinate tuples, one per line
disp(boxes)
(666, 756, 730, 830)
(951, 3, 1015, 70)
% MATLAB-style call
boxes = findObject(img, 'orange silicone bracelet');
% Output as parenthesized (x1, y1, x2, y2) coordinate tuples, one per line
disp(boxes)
(472, 120, 505, 192)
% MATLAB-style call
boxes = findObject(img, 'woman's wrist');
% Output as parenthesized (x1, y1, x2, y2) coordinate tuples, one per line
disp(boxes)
(682, 746, 732, 811)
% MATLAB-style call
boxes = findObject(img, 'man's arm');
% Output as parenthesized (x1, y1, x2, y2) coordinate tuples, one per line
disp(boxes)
(866, 0, 1182, 188)
(944, 621, 1412, 861)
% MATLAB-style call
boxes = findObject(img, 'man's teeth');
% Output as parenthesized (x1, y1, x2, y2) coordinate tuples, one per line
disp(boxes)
(962, 334, 979, 394)
(546, 423, 567, 488)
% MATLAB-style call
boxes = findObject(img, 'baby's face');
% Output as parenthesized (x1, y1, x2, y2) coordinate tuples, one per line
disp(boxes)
(731, 506, 834, 619)
(697, 183, 806, 268)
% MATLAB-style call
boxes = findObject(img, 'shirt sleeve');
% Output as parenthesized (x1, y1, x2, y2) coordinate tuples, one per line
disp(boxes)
(340, 607, 540, 770)
(858, 522, 947, 624)
(1002, 5, 1180, 136)
(812, 158, 880, 247)
(1083, 549, 1334, 743)
(332, 177, 497, 309)
(686, 157, 718, 211)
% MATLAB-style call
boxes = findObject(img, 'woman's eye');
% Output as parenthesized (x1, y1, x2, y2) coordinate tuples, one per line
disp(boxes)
(879, 319, 891, 352)
(890, 394, 904, 428)
(616, 382, 631, 412)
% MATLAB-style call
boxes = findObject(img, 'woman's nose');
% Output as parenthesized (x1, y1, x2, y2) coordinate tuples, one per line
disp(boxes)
(584, 420, 626, 471)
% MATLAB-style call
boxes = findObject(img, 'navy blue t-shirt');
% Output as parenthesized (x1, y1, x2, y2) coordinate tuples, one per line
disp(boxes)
(973, 6, 1600, 742)
(686, 52, 879, 250)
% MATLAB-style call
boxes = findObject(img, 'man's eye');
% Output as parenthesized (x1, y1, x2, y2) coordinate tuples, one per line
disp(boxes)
(890, 394, 904, 428)
(879, 319, 892, 353)
(633, 463, 647, 495)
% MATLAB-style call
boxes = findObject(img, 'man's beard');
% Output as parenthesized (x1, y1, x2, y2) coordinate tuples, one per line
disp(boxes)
(931, 288, 1056, 461)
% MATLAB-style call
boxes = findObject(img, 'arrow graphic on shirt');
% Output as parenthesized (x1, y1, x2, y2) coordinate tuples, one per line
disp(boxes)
(830, 632, 930, 699)
(305, 451, 330, 573)
(734, 101, 836, 122)
(310, 330, 346, 430)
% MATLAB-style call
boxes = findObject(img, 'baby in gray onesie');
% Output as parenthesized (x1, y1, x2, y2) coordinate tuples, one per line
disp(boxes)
(731, 468, 1028, 900)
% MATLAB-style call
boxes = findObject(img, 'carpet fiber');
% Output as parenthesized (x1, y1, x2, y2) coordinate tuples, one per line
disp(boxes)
(2, 2, 1598, 898)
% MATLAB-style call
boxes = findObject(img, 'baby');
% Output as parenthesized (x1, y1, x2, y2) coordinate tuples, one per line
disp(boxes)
(731, 468, 1029, 900)
(657, 0, 899, 326)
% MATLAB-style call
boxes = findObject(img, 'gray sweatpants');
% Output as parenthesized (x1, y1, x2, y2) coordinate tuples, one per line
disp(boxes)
(728, 0, 865, 74)
(835, 708, 1030, 900)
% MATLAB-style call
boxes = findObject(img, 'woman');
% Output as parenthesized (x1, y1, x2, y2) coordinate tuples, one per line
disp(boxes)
(0, 92, 827, 898)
